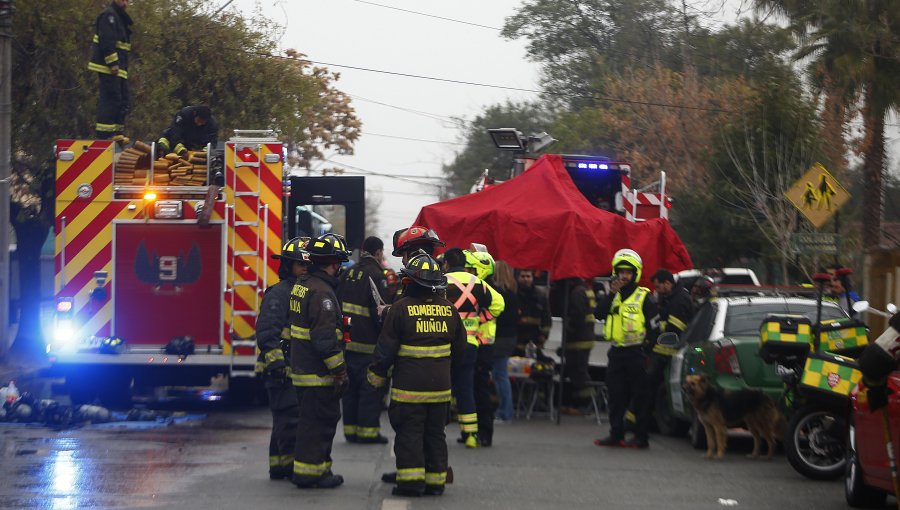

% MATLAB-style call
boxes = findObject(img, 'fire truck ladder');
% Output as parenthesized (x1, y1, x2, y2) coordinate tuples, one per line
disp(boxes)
(227, 131, 275, 377)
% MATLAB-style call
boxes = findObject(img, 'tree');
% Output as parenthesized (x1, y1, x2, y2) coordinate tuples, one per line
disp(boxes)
(755, 0, 900, 248)
(8, 0, 360, 357)
(441, 101, 553, 197)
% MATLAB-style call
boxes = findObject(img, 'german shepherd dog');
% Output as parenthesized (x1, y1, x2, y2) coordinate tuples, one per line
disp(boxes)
(682, 374, 780, 460)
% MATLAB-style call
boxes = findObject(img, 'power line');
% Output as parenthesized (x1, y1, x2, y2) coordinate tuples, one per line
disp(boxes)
(361, 131, 465, 146)
(254, 52, 733, 113)
(348, 93, 470, 128)
(351, 0, 502, 31)
(324, 159, 444, 187)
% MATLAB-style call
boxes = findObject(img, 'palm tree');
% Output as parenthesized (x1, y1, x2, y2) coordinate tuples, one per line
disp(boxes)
(756, 0, 900, 247)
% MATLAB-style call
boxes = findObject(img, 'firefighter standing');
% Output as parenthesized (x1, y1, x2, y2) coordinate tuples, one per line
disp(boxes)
(515, 269, 552, 357)
(388, 226, 446, 302)
(644, 269, 693, 430)
(255, 237, 310, 479)
(337, 236, 391, 444)
(156, 105, 219, 156)
(466, 250, 505, 446)
(367, 252, 467, 497)
(289, 234, 351, 489)
(559, 277, 598, 415)
(88, 0, 133, 140)
(442, 248, 501, 448)
(594, 249, 657, 449)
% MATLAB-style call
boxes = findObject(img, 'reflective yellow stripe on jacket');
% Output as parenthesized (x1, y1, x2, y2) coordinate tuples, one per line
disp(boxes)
(346, 342, 376, 354)
(290, 325, 311, 340)
(342, 302, 371, 317)
(397, 344, 451, 358)
(87, 62, 129, 79)
(92, 34, 131, 50)
(290, 373, 334, 387)
(390, 388, 452, 403)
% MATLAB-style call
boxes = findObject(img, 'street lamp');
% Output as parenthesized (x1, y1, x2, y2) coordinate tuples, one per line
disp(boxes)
(487, 128, 557, 178)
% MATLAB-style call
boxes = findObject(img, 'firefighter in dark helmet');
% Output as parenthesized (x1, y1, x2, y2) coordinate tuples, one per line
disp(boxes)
(255, 237, 310, 479)
(289, 234, 351, 489)
(367, 251, 467, 497)
(337, 236, 391, 444)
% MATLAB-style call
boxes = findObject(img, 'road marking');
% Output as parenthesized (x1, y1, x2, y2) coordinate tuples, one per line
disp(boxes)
(382, 498, 409, 510)
(717, 498, 739, 506)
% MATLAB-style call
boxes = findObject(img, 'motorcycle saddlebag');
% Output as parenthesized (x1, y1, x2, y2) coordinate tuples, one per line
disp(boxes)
(759, 314, 812, 362)
(818, 318, 868, 355)
(800, 351, 862, 398)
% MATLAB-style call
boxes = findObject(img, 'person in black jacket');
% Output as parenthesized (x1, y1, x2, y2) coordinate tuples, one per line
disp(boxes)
(559, 278, 598, 415)
(368, 252, 467, 497)
(157, 105, 218, 156)
(255, 237, 310, 480)
(515, 269, 551, 357)
(88, 0, 133, 139)
(289, 234, 351, 489)
(337, 236, 391, 444)
(644, 269, 694, 432)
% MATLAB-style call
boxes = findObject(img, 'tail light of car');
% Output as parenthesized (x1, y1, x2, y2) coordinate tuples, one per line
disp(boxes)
(714, 342, 742, 376)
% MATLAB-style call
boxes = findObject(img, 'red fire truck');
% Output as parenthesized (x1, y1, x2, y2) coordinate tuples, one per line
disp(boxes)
(50, 131, 289, 404)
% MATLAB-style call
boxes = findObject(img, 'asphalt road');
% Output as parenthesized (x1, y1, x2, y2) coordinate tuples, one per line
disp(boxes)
(0, 399, 877, 510)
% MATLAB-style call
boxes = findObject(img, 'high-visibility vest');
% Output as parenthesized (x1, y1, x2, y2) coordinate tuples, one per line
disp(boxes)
(603, 287, 650, 347)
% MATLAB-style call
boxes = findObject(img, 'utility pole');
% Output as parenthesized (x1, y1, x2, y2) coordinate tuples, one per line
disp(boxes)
(0, 1, 13, 357)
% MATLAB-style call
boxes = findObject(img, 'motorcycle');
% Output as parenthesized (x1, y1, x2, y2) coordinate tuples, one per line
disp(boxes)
(761, 271, 889, 480)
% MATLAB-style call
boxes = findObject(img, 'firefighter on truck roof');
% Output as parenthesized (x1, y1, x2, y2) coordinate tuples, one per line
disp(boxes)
(255, 237, 310, 480)
(336, 236, 391, 444)
(289, 234, 351, 489)
(156, 105, 218, 157)
(88, 0, 133, 141)
(367, 251, 467, 497)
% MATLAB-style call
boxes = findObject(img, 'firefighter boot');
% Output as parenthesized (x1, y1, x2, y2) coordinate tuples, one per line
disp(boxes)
(381, 472, 397, 484)
(464, 432, 479, 449)
(293, 473, 344, 489)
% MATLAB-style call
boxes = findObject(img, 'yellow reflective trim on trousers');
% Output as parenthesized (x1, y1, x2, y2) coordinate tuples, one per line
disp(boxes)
(565, 341, 594, 350)
(458, 413, 477, 423)
(652, 344, 678, 356)
(346, 342, 376, 354)
(397, 467, 426, 481)
(519, 316, 541, 325)
(460, 422, 478, 433)
(343, 424, 358, 436)
(264, 349, 285, 364)
(324, 352, 344, 370)
(398, 343, 451, 358)
(357, 426, 380, 438)
(367, 369, 386, 388)
(425, 472, 447, 485)
(290, 373, 334, 387)
(293, 460, 328, 476)
(270, 454, 292, 468)
(342, 302, 371, 317)
(104, 53, 119, 64)
(254, 361, 264, 374)
(390, 388, 452, 403)
(95, 122, 118, 132)
(290, 325, 311, 340)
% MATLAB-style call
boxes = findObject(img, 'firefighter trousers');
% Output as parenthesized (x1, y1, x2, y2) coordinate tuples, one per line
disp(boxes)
(293, 386, 341, 484)
(606, 345, 650, 441)
(451, 343, 478, 437)
(389, 401, 450, 493)
(266, 375, 299, 476)
(342, 350, 384, 440)
(562, 346, 594, 407)
(641, 352, 669, 428)
(474, 344, 495, 445)
(96, 73, 128, 138)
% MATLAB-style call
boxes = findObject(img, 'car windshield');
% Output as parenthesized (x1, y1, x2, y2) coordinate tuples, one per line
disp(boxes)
(724, 302, 846, 336)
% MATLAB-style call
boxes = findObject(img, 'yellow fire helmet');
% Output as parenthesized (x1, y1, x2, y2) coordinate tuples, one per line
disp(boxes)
(611, 248, 643, 282)
(465, 250, 495, 281)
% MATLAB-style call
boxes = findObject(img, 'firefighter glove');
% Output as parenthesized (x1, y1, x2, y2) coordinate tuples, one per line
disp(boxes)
(867, 381, 892, 412)
(264, 361, 289, 386)
(157, 138, 170, 152)
(174, 143, 188, 157)
(333, 369, 349, 398)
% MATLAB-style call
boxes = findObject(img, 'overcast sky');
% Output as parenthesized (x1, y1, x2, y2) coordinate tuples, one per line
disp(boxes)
(232, 0, 540, 265)
(231, 0, 899, 267)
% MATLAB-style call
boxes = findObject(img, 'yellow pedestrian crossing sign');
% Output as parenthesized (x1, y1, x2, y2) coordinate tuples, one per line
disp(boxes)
(784, 163, 850, 229)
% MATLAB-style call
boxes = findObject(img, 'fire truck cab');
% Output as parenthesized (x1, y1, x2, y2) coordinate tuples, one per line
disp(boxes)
(50, 131, 288, 405)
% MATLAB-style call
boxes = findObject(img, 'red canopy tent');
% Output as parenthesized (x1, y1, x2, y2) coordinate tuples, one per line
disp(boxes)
(414, 154, 692, 284)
